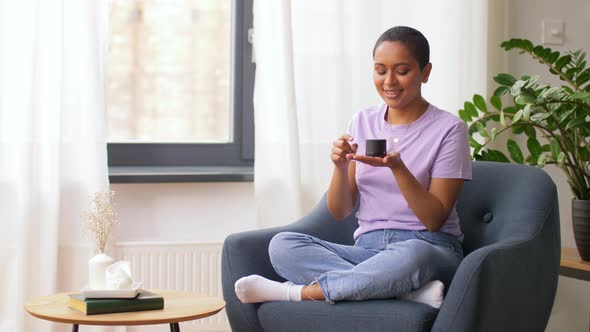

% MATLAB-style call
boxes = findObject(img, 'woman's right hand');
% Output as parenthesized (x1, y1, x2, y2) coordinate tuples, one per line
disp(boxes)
(331, 134, 358, 169)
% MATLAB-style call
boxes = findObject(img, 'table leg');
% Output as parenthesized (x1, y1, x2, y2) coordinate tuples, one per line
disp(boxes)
(72, 324, 79, 332)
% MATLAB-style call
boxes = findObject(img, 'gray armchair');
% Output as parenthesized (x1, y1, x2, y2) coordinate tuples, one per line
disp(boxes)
(221, 161, 560, 332)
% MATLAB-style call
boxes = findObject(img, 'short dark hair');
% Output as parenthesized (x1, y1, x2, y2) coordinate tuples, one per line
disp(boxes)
(372, 26, 430, 70)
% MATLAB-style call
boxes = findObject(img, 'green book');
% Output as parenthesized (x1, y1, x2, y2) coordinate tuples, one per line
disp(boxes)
(68, 290, 164, 315)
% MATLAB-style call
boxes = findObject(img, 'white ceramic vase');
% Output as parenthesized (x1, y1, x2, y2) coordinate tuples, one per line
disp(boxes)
(88, 253, 115, 290)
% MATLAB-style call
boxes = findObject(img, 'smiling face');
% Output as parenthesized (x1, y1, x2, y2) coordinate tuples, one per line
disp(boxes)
(373, 41, 432, 115)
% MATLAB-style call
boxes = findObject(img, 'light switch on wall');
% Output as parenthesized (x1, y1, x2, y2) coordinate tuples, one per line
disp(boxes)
(542, 19, 565, 45)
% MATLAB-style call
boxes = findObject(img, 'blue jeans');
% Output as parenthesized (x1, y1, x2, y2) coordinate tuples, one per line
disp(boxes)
(268, 229, 463, 302)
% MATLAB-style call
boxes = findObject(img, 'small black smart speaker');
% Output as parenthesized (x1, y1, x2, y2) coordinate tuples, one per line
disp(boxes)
(365, 139, 387, 157)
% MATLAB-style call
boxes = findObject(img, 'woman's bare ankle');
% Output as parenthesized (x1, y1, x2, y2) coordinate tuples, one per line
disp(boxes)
(301, 283, 326, 301)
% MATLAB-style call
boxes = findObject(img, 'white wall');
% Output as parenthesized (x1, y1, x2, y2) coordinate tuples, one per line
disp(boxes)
(506, 0, 590, 331)
(110, 182, 257, 243)
(111, 1, 590, 331)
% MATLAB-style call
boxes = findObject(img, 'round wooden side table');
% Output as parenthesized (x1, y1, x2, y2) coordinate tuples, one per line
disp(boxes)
(24, 289, 225, 332)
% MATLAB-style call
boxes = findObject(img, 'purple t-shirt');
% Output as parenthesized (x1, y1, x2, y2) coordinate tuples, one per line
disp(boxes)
(347, 102, 472, 240)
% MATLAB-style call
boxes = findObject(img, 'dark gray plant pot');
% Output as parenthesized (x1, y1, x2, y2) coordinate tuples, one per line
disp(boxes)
(572, 199, 590, 261)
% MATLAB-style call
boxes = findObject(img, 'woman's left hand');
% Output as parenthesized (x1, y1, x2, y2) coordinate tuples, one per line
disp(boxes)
(347, 152, 403, 169)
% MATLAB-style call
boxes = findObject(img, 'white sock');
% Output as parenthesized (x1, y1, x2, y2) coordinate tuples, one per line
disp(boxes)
(400, 280, 445, 308)
(234, 275, 304, 303)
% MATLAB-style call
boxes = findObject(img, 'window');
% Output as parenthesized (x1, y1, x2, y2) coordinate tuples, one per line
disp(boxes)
(106, 0, 254, 183)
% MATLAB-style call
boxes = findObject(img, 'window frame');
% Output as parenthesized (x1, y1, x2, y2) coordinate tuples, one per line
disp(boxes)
(107, 0, 254, 183)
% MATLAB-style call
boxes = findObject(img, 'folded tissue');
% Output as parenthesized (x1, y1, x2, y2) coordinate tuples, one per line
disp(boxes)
(105, 261, 134, 289)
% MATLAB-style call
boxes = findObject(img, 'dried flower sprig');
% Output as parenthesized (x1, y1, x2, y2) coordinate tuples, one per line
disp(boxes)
(83, 190, 118, 253)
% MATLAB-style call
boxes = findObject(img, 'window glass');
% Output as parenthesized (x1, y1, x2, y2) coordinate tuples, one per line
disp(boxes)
(107, 0, 232, 143)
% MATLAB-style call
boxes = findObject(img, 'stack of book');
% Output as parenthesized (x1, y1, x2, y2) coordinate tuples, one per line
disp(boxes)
(68, 290, 164, 315)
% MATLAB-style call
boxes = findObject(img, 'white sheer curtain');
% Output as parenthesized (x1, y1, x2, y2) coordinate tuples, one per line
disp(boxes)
(0, 1, 109, 331)
(254, 0, 507, 228)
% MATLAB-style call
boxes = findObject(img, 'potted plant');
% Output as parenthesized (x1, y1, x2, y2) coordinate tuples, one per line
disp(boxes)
(460, 38, 590, 259)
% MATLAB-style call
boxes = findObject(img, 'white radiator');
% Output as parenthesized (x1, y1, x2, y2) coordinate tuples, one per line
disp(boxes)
(113, 242, 229, 332)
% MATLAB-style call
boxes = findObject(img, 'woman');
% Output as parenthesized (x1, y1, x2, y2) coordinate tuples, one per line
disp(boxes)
(235, 26, 471, 308)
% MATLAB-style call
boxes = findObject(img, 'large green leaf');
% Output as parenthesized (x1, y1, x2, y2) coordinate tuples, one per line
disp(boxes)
(490, 95, 502, 111)
(477, 122, 489, 138)
(503, 106, 517, 114)
(548, 51, 560, 64)
(550, 139, 560, 159)
(542, 48, 552, 59)
(527, 137, 543, 159)
(507, 139, 524, 163)
(524, 125, 536, 138)
(464, 102, 478, 117)
(555, 55, 572, 71)
(458, 109, 471, 123)
(500, 38, 534, 52)
(522, 39, 535, 52)
(484, 149, 510, 163)
(473, 94, 487, 112)
(494, 73, 517, 86)
(494, 86, 510, 96)
(533, 45, 545, 58)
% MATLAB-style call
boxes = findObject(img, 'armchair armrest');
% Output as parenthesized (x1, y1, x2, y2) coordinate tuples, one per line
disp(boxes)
(220, 227, 283, 332)
(432, 198, 560, 332)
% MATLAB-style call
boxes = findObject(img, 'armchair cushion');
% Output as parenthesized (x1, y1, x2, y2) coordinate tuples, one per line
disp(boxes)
(258, 300, 438, 332)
